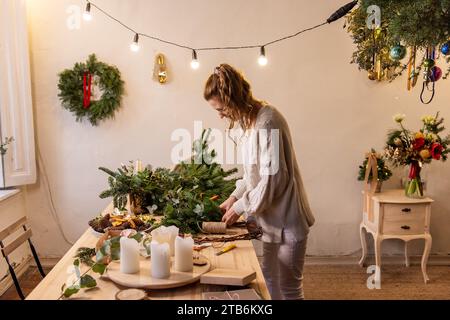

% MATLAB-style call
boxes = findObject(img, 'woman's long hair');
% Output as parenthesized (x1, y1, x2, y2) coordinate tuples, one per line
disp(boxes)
(204, 64, 264, 131)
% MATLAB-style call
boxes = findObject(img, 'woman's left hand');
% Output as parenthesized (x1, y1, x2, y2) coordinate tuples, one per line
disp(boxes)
(222, 207, 240, 226)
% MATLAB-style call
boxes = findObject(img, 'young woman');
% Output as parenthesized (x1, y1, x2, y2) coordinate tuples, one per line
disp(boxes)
(204, 64, 315, 300)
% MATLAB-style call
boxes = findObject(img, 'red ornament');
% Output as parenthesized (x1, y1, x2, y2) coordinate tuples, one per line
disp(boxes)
(83, 72, 92, 109)
(430, 66, 442, 82)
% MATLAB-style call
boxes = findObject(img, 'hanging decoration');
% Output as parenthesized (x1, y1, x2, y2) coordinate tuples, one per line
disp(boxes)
(83, 71, 92, 108)
(346, 0, 450, 104)
(58, 54, 124, 126)
(153, 53, 168, 84)
(80, 0, 357, 69)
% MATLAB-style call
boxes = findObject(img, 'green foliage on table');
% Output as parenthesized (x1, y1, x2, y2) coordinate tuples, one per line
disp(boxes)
(357, 149, 393, 181)
(61, 258, 99, 298)
(98, 129, 239, 234)
(99, 164, 153, 211)
(58, 54, 124, 126)
(62, 232, 149, 299)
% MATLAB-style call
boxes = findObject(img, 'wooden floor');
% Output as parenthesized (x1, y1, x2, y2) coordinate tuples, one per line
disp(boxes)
(0, 267, 52, 300)
(303, 264, 450, 300)
(1, 265, 449, 300)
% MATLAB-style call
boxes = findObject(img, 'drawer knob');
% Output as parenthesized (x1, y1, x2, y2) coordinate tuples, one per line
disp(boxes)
(401, 225, 411, 230)
(402, 208, 412, 213)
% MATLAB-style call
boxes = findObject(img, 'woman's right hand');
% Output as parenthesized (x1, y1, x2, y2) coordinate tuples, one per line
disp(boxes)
(219, 196, 237, 215)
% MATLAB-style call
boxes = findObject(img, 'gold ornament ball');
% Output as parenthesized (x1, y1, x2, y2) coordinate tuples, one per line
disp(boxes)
(374, 28, 382, 39)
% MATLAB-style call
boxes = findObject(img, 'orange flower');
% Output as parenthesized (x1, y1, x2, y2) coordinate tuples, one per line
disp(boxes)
(420, 149, 431, 160)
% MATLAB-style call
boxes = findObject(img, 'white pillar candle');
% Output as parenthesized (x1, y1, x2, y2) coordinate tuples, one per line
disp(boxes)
(151, 225, 179, 256)
(166, 226, 179, 257)
(174, 236, 194, 272)
(120, 237, 140, 274)
(150, 241, 170, 279)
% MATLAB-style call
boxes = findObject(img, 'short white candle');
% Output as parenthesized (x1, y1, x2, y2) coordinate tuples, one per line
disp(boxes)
(150, 241, 171, 279)
(120, 237, 140, 274)
(175, 236, 194, 272)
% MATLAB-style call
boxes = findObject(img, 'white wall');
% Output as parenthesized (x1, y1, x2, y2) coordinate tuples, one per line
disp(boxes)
(25, 0, 450, 258)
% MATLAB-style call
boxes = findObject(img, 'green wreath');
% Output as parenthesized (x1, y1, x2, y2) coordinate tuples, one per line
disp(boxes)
(58, 54, 124, 126)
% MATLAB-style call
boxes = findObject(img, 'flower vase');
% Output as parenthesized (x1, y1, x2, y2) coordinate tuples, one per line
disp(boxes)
(405, 161, 425, 198)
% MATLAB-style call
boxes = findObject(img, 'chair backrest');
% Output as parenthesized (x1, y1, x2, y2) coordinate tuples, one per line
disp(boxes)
(0, 217, 32, 257)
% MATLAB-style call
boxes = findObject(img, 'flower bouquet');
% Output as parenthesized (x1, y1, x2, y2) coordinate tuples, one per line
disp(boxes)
(384, 113, 450, 198)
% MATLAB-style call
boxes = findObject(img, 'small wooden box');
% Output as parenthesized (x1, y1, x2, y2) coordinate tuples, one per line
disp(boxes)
(200, 268, 256, 286)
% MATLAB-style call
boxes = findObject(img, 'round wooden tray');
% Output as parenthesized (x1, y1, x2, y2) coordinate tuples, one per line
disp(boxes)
(106, 256, 210, 290)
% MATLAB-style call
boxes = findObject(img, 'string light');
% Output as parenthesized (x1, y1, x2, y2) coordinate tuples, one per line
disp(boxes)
(81, 0, 358, 68)
(83, 2, 92, 21)
(130, 33, 140, 52)
(191, 50, 200, 70)
(258, 46, 268, 66)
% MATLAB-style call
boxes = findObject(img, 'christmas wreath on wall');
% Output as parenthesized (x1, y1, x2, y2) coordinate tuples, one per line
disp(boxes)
(58, 54, 124, 126)
(346, 0, 450, 104)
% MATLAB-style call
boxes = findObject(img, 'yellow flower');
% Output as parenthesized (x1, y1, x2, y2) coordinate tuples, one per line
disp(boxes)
(420, 149, 431, 160)
(415, 132, 425, 139)
(421, 115, 436, 125)
(426, 133, 437, 142)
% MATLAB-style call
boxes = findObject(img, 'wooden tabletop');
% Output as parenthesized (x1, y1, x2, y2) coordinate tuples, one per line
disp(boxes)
(26, 204, 270, 300)
(369, 189, 434, 204)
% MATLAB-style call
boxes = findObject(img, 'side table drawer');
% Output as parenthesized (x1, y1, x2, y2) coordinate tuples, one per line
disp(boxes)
(382, 203, 428, 235)
(382, 220, 425, 235)
(383, 203, 426, 222)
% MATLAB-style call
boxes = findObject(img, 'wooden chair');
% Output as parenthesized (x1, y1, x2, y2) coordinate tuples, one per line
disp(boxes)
(0, 217, 45, 299)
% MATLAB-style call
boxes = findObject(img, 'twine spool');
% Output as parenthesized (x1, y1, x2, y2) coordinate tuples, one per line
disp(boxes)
(202, 222, 227, 234)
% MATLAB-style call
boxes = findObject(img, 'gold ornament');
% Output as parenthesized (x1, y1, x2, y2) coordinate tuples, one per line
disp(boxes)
(153, 53, 168, 84)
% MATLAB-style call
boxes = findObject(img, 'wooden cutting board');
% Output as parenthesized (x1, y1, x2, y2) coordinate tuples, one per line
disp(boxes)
(200, 268, 257, 286)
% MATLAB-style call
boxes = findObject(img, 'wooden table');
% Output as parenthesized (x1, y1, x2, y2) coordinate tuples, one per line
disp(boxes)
(27, 203, 270, 300)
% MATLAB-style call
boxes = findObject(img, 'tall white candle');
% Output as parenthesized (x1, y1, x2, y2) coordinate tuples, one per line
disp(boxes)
(150, 241, 170, 279)
(174, 236, 194, 272)
(151, 225, 179, 256)
(167, 226, 179, 257)
(120, 237, 140, 274)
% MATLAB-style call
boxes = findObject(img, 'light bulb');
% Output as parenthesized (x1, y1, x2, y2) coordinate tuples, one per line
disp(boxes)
(258, 46, 268, 66)
(130, 34, 140, 52)
(191, 50, 200, 69)
(83, 2, 92, 21)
